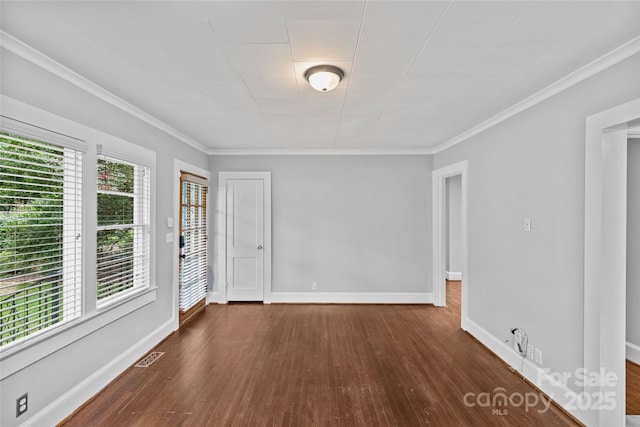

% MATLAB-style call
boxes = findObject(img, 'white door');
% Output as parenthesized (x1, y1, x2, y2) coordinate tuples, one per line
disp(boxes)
(222, 173, 270, 301)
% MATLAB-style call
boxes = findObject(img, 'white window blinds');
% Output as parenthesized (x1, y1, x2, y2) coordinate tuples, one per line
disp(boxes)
(96, 157, 150, 305)
(0, 132, 82, 347)
(179, 173, 208, 312)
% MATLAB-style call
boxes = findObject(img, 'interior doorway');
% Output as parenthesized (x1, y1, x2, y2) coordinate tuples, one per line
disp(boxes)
(583, 98, 640, 427)
(445, 175, 463, 310)
(432, 160, 468, 329)
(627, 136, 640, 418)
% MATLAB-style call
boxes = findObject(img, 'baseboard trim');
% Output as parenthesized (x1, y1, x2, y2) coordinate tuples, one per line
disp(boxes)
(446, 271, 462, 281)
(268, 292, 434, 304)
(23, 319, 176, 427)
(208, 291, 222, 304)
(627, 341, 640, 365)
(463, 317, 591, 426)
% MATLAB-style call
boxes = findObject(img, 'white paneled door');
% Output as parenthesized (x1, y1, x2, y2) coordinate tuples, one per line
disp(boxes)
(222, 172, 271, 302)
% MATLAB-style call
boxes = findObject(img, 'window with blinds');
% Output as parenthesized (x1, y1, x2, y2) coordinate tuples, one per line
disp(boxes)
(0, 132, 82, 347)
(179, 173, 208, 313)
(96, 157, 150, 305)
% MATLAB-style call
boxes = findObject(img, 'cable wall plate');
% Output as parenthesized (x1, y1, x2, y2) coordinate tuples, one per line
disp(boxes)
(513, 329, 527, 356)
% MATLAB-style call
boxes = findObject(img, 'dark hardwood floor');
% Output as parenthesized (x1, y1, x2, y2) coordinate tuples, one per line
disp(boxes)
(61, 282, 579, 426)
(629, 360, 640, 415)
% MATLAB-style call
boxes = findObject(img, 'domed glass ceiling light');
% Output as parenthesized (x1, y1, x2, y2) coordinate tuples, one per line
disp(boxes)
(304, 65, 344, 92)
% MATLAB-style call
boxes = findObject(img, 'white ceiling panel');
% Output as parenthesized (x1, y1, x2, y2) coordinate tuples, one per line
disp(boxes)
(337, 113, 377, 138)
(164, 96, 221, 115)
(172, 57, 245, 89)
(201, 1, 288, 44)
(34, 1, 125, 30)
(227, 43, 298, 97)
(284, 0, 365, 62)
(116, 1, 206, 22)
(286, 20, 361, 62)
(135, 20, 220, 65)
(351, 42, 422, 79)
(469, 45, 541, 76)
(427, 15, 520, 50)
(305, 119, 340, 136)
(256, 97, 301, 115)
(223, 105, 266, 124)
(499, 1, 610, 44)
(299, 85, 347, 107)
(265, 113, 305, 130)
(389, 86, 441, 107)
(202, 87, 256, 107)
(379, 104, 428, 124)
(304, 107, 344, 124)
(359, 1, 447, 43)
(283, 1, 365, 23)
(1, 0, 638, 152)
(445, 1, 533, 18)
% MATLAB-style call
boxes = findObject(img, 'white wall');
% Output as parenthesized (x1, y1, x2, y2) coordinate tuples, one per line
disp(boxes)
(433, 53, 640, 393)
(628, 139, 640, 350)
(209, 155, 433, 297)
(0, 49, 208, 426)
(446, 175, 462, 274)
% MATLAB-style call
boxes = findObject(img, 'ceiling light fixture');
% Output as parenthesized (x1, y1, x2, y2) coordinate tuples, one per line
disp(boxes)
(304, 65, 344, 92)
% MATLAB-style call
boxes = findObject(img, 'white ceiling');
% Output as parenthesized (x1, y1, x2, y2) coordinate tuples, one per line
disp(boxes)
(1, 1, 639, 153)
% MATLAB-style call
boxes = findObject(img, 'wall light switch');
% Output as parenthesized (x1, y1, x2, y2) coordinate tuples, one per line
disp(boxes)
(524, 218, 531, 232)
(166, 233, 174, 243)
(167, 217, 174, 228)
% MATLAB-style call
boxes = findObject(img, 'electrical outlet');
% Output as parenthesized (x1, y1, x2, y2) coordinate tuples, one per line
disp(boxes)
(524, 218, 531, 232)
(16, 393, 28, 418)
(527, 344, 534, 359)
(535, 348, 543, 365)
(312, 281, 317, 290)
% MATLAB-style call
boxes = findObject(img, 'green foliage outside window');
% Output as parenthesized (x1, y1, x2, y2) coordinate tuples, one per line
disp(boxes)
(0, 134, 66, 345)
(98, 159, 133, 193)
(96, 158, 136, 300)
(0, 135, 64, 286)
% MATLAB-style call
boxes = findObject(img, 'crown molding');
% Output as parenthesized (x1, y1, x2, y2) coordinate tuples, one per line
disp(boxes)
(3, 29, 638, 157)
(208, 147, 434, 156)
(0, 30, 209, 154)
(432, 35, 640, 155)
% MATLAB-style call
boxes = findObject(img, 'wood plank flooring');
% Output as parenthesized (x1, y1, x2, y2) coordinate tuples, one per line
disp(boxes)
(61, 282, 579, 426)
(629, 360, 640, 415)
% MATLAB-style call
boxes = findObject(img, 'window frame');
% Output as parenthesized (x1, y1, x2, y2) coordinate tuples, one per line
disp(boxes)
(96, 155, 151, 307)
(0, 128, 84, 349)
(0, 101, 157, 380)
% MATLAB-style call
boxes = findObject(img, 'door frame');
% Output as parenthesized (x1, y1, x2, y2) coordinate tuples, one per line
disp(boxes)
(583, 98, 639, 426)
(432, 160, 469, 328)
(172, 160, 211, 329)
(217, 171, 272, 304)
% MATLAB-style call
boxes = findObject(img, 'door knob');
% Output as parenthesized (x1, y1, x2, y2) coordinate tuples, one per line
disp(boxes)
(258, 245, 263, 250)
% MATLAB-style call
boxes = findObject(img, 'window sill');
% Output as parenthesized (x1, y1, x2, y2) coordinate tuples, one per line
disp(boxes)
(96, 285, 153, 311)
(0, 286, 157, 380)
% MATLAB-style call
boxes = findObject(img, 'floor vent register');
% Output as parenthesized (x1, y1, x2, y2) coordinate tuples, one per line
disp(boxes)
(134, 351, 165, 368)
